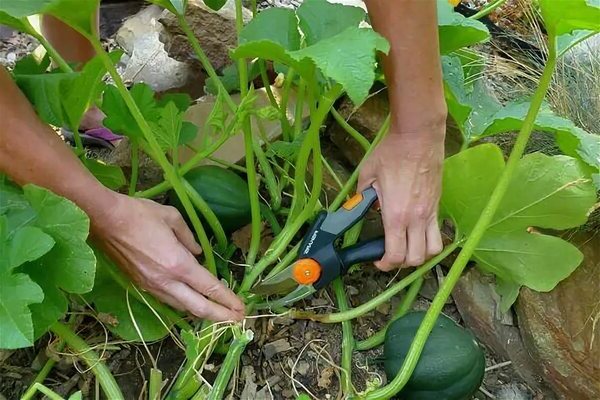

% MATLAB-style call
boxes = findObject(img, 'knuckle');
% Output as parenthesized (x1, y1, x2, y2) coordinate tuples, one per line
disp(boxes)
(406, 256, 425, 267)
(414, 205, 430, 220)
(164, 205, 182, 221)
(203, 282, 224, 299)
(190, 303, 208, 318)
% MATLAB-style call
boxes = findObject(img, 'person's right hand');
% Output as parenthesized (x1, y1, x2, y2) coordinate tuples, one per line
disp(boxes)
(91, 193, 245, 322)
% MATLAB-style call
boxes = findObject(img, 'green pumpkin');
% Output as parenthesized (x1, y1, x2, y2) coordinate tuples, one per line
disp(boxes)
(168, 165, 251, 233)
(384, 311, 485, 400)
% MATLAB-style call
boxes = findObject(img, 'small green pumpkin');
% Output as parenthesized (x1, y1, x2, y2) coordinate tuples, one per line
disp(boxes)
(168, 165, 251, 233)
(384, 311, 485, 400)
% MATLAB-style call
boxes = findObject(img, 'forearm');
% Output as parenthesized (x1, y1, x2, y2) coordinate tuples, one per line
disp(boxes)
(366, 0, 446, 138)
(0, 67, 114, 225)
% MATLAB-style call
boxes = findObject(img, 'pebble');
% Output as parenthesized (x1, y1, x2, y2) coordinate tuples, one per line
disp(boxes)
(296, 360, 311, 376)
(262, 338, 293, 360)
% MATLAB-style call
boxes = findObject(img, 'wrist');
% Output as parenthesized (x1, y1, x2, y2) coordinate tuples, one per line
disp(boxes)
(389, 108, 447, 141)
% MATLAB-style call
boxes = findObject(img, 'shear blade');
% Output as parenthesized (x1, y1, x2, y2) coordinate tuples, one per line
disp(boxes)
(251, 264, 298, 295)
(254, 285, 316, 310)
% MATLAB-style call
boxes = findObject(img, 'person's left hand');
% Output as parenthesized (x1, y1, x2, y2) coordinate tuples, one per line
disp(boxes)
(358, 130, 444, 271)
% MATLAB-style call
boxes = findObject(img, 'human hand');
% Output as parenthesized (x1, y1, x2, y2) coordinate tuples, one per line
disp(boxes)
(91, 193, 245, 322)
(358, 130, 444, 271)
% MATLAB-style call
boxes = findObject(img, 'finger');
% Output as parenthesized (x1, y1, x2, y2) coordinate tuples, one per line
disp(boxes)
(405, 222, 427, 267)
(426, 218, 443, 258)
(376, 224, 407, 271)
(166, 281, 243, 322)
(179, 254, 245, 314)
(165, 207, 202, 255)
(152, 288, 186, 312)
(357, 167, 376, 192)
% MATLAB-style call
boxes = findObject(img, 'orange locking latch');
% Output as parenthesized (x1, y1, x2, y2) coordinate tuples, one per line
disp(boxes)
(292, 259, 322, 285)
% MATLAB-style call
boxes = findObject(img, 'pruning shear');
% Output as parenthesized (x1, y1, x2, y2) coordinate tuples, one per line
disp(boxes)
(251, 187, 385, 308)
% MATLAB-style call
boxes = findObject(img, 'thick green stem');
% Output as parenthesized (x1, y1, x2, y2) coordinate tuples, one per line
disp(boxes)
(176, 14, 236, 112)
(258, 60, 279, 112)
(235, 0, 262, 265)
(91, 40, 215, 274)
(128, 142, 139, 196)
(469, 0, 507, 20)
(333, 279, 354, 396)
(364, 44, 558, 400)
(253, 128, 281, 210)
(280, 68, 296, 141)
(293, 79, 307, 139)
(206, 329, 253, 400)
(330, 115, 390, 211)
(239, 85, 342, 291)
(21, 383, 64, 400)
(183, 178, 227, 253)
(49, 322, 123, 400)
(355, 277, 423, 351)
(331, 108, 370, 151)
(149, 368, 163, 400)
(290, 241, 461, 323)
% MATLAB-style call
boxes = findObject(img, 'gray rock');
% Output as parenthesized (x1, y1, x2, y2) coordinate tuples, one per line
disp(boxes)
(517, 232, 600, 400)
(453, 268, 553, 396)
(159, 0, 251, 72)
(115, 5, 193, 93)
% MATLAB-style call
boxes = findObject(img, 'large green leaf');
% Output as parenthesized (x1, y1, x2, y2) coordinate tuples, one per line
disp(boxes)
(85, 251, 171, 341)
(20, 185, 96, 338)
(539, 0, 600, 52)
(296, 0, 366, 45)
(441, 144, 596, 305)
(240, 8, 301, 51)
(13, 52, 120, 130)
(0, 217, 45, 349)
(0, 0, 99, 36)
(288, 27, 389, 104)
(437, 0, 490, 54)
(101, 83, 157, 142)
(232, 2, 388, 105)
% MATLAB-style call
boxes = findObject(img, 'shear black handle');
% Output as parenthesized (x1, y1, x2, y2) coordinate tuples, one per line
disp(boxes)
(338, 237, 385, 274)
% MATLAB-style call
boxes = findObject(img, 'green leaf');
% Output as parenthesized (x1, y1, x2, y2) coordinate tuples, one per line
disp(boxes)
(470, 101, 600, 170)
(102, 83, 157, 142)
(539, 0, 600, 51)
(288, 27, 389, 104)
(239, 8, 301, 51)
(267, 133, 307, 162)
(9, 226, 55, 269)
(153, 101, 184, 151)
(0, 217, 45, 349)
(20, 185, 95, 338)
(179, 122, 198, 145)
(13, 72, 76, 127)
(441, 144, 596, 296)
(203, 0, 226, 11)
(205, 61, 261, 95)
(0, 11, 32, 33)
(157, 93, 192, 113)
(147, 0, 184, 14)
(296, 0, 366, 45)
(85, 251, 170, 341)
(13, 54, 51, 75)
(205, 87, 228, 133)
(0, 271, 44, 349)
(67, 391, 83, 400)
(0, 0, 100, 36)
(83, 158, 127, 190)
(496, 279, 520, 313)
(556, 29, 596, 56)
(437, 0, 490, 54)
(62, 51, 121, 131)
